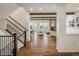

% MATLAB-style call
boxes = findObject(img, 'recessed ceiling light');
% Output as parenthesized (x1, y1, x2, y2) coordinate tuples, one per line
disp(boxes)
(39, 8, 42, 11)
(30, 8, 33, 11)
(77, 8, 79, 10)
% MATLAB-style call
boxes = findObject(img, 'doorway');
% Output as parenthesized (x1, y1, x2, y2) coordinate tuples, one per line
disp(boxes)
(29, 13, 57, 55)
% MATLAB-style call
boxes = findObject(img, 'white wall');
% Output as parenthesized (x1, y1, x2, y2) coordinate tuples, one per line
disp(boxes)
(0, 30, 7, 35)
(0, 4, 18, 34)
(57, 4, 79, 52)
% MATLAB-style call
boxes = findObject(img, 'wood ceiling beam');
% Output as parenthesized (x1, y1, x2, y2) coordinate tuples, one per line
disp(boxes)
(66, 12, 75, 15)
(31, 19, 56, 20)
(31, 18, 56, 19)
(30, 13, 57, 15)
(30, 17, 56, 18)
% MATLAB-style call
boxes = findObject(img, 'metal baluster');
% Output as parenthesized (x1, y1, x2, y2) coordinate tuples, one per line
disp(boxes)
(9, 37, 10, 55)
(2, 37, 4, 56)
(0, 37, 1, 56)
(4, 37, 5, 56)
(10, 37, 11, 56)
(8, 37, 9, 56)
(6, 37, 8, 55)
(2, 37, 3, 56)
(11, 37, 12, 55)
(0, 37, 2, 56)
(11, 37, 13, 56)
(1, 37, 2, 56)
(10, 37, 12, 54)
(1, 38, 2, 55)
(3, 37, 4, 56)
(7, 37, 9, 56)
(9, 37, 10, 56)
(7, 37, 8, 56)
(5, 37, 6, 56)
(6, 37, 7, 56)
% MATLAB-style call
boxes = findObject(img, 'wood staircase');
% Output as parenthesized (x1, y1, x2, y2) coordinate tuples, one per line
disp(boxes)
(0, 16, 28, 56)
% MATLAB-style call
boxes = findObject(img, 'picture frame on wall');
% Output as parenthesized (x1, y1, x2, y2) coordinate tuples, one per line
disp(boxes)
(66, 14, 79, 34)
(76, 17, 79, 22)
(76, 17, 79, 27)
(66, 15, 76, 34)
(68, 19, 75, 28)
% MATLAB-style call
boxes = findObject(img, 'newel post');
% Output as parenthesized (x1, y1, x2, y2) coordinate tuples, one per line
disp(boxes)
(13, 33, 17, 56)
(24, 31, 26, 47)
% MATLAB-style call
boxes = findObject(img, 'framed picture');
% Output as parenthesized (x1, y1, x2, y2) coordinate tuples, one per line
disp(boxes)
(68, 19, 75, 28)
(66, 15, 76, 34)
(76, 17, 79, 22)
(76, 17, 79, 27)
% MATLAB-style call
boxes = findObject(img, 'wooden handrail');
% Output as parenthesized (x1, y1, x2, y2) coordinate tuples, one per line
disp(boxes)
(16, 31, 24, 39)
(18, 38, 24, 44)
(0, 36, 12, 37)
(6, 29, 24, 44)
(5, 29, 13, 35)
(6, 18, 24, 32)
(8, 16, 28, 31)
(66, 12, 75, 15)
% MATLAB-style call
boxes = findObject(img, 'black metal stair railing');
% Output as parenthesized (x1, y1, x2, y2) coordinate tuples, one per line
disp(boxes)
(0, 33, 17, 56)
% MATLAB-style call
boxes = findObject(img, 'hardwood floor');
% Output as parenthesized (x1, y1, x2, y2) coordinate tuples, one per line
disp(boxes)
(17, 36, 79, 56)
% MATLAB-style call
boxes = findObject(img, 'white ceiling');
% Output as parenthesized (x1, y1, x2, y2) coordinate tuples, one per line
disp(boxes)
(17, 3, 67, 13)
